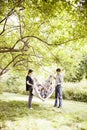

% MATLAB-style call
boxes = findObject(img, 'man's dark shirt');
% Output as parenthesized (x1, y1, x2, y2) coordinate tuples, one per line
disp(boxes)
(26, 75, 33, 91)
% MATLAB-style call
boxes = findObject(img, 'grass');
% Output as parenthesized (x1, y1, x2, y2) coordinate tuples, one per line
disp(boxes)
(0, 92, 87, 130)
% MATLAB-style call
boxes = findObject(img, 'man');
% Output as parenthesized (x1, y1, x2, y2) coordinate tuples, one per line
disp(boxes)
(54, 68, 63, 108)
(26, 69, 34, 109)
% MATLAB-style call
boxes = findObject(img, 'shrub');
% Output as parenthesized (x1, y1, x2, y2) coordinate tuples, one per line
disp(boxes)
(0, 82, 3, 94)
(2, 75, 27, 95)
(63, 80, 87, 102)
(51, 80, 87, 102)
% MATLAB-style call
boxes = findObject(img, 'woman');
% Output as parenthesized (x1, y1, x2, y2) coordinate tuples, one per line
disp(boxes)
(26, 69, 34, 109)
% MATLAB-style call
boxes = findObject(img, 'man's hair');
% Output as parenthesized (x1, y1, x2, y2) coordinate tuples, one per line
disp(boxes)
(56, 68, 61, 72)
(28, 69, 33, 74)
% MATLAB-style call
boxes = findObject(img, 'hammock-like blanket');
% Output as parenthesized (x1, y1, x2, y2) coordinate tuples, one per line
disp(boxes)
(33, 76, 55, 101)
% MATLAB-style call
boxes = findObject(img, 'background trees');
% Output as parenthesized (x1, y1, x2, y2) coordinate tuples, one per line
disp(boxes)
(0, 0, 87, 81)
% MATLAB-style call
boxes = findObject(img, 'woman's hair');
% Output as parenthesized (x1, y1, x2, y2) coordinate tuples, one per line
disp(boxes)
(56, 68, 61, 72)
(28, 69, 33, 74)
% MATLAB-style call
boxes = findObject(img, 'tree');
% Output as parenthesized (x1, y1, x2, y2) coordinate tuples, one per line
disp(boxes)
(0, 0, 87, 81)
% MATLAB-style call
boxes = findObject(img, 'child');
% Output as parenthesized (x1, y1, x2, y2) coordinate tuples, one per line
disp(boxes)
(40, 87, 47, 98)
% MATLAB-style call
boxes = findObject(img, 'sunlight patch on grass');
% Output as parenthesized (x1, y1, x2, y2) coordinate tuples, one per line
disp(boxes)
(0, 93, 87, 130)
(3, 117, 56, 130)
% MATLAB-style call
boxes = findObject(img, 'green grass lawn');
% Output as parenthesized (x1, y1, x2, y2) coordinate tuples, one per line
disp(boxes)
(0, 93, 87, 130)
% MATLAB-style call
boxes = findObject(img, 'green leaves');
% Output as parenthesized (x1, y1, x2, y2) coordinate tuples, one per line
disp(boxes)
(0, 0, 87, 81)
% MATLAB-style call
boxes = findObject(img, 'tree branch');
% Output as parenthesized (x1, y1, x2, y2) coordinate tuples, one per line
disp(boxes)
(0, 8, 15, 24)
(0, 35, 85, 53)
(12, 34, 86, 49)
(0, 54, 22, 76)
(0, 48, 25, 53)
(0, 18, 8, 35)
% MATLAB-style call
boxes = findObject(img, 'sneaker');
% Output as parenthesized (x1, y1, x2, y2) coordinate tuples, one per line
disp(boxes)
(58, 106, 62, 108)
(29, 107, 33, 109)
(54, 105, 57, 107)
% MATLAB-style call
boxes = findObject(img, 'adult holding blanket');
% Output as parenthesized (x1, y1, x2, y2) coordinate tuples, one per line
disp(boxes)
(26, 69, 34, 109)
(54, 68, 63, 108)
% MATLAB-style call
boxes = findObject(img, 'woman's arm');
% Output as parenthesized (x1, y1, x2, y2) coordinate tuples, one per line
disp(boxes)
(26, 81, 33, 86)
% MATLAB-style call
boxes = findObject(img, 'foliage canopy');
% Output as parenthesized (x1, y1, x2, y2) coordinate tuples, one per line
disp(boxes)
(0, 0, 87, 81)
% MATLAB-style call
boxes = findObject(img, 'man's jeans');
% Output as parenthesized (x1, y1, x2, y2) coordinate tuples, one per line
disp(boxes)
(54, 85, 62, 107)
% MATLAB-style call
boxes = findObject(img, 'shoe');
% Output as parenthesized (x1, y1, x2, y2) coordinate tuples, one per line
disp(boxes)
(58, 106, 62, 108)
(29, 107, 33, 109)
(54, 105, 57, 107)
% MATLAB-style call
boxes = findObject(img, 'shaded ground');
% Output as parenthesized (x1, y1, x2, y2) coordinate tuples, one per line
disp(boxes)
(0, 92, 87, 130)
